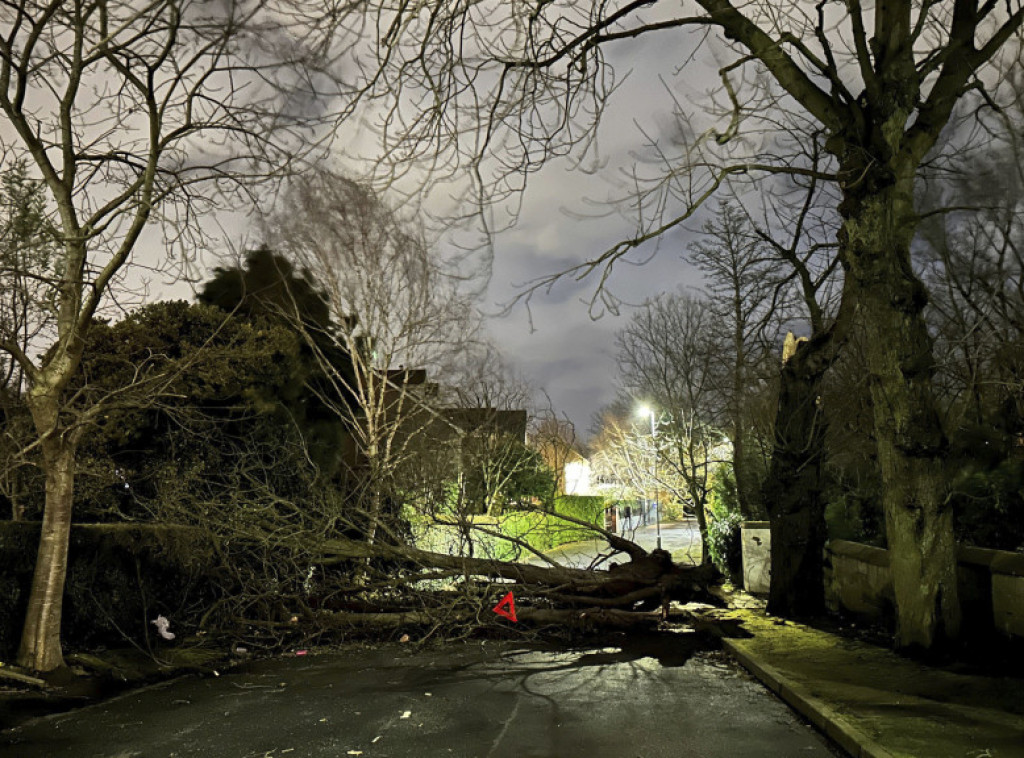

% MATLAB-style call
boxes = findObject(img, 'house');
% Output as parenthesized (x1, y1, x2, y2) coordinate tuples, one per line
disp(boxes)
(563, 454, 592, 496)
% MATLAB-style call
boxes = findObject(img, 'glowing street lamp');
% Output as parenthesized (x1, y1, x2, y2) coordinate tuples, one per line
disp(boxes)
(637, 404, 661, 550)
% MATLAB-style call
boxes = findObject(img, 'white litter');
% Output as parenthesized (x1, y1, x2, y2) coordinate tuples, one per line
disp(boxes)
(400, 711, 411, 719)
(151, 615, 175, 640)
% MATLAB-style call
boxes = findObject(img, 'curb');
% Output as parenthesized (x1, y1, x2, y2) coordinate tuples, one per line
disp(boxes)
(722, 638, 899, 758)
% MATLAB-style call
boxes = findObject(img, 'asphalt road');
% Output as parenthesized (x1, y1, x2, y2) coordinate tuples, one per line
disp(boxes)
(1, 634, 840, 758)
(532, 519, 704, 568)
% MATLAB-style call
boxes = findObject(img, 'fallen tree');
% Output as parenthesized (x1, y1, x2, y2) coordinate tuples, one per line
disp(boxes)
(244, 530, 725, 642)
(322, 536, 717, 603)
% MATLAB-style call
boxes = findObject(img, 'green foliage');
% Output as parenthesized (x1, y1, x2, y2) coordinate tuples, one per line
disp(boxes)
(200, 246, 332, 330)
(0, 521, 221, 658)
(38, 300, 330, 523)
(460, 436, 556, 514)
(825, 492, 884, 546)
(552, 494, 607, 524)
(199, 247, 358, 476)
(494, 495, 606, 559)
(662, 498, 690, 522)
(502, 446, 558, 508)
(0, 162, 56, 290)
(0, 159, 58, 400)
(949, 428, 1024, 551)
(705, 465, 742, 578)
(413, 494, 608, 561)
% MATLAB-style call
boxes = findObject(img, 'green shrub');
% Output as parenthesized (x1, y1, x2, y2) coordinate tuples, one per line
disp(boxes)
(706, 465, 742, 580)
(662, 498, 689, 521)
(494, 495, 606, 560)
(0, 522, 221, 658)
(952, 456, 1024, 551)
(553, 495, 606, 524)
(824, 492, 885, 545)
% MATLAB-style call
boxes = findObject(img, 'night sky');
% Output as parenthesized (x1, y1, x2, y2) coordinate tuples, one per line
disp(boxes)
(415, 29, 722, 437)
(17, 19, 727, 440)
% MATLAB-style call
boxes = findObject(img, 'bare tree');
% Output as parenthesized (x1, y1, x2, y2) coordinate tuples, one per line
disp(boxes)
(0, 0, 345, 671)
(736, 147, 849, 617)
(636, 155, 845, 614)
(200, 177, 725, 641)
(614, 291, 727, 563)
(443, 353, 536, 518)
(589, 409, 650, 510)
(262, 170, 485, 546)
(918, 67, 1024, 432)
(689, 199, 786, 520)
(340, 1, 1024, 650)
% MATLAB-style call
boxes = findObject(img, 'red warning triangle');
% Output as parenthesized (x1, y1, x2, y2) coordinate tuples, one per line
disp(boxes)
(492, 591, 517, 623)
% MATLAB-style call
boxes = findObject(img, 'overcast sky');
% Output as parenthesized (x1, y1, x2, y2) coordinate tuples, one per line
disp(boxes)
(482, 170, 704, 439)
(0, 9, 725, 441)
(450, 32, 721, 438)
(212, 23, 720, 439)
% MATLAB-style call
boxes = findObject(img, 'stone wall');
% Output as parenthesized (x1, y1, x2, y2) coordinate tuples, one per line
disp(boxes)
(958, 546, 1024, 639)
(825, 539, 1024, 641)
(824, 541, 893, 620)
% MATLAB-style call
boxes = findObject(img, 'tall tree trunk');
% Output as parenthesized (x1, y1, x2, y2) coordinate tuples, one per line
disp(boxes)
(732, 323, 766, 521)
(693, 494, 710, 566)
(762, 333, 833, 617)
(839, 163, 959, 651)
(732, 419, 766, 521)
(17, 392, 76, 671)
(675, 440, 712, 565)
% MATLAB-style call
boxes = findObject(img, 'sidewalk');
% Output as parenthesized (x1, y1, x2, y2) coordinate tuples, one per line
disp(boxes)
(718, 605, 1024, 758)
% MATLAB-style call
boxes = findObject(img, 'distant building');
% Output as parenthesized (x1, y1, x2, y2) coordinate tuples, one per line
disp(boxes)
(563, 456, 592, 496)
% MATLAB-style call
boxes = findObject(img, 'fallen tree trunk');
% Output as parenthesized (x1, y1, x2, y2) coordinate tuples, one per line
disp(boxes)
(318, 537, 717, 602)
(315, 606, 667, 632)
(308, 602, 739, 636)
(203, 519, 725, 647)
(309, 534, 722, 637)
(319, 536, 596, 585)
(0, 666, 47, 688)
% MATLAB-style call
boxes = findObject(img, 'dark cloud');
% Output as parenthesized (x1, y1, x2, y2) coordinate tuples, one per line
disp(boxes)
(467, 30, 723, 436)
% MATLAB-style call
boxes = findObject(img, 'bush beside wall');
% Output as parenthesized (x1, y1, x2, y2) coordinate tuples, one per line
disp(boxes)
(496, 496, 607, 559)
(0, 522, 222, 659)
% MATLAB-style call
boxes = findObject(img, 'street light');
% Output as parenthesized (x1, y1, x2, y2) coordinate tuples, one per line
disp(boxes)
(637, 404, 662, 550)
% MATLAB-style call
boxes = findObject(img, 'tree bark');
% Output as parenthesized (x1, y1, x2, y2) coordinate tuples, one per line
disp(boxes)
(693, 494, 711, 566)
(838, 162, 960, 651)
(16, 390, 76, 671)
(316, 606, 668, 632)
(732, 421, 764, 521)
(732, 324, 766, 522)
(319, 536, 718, 604)
(762, 333, 833, 618)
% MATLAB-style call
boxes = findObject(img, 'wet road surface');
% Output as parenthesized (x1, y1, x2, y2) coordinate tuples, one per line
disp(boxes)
(1, 633, 840, 758)
(532, 520, 704, 568)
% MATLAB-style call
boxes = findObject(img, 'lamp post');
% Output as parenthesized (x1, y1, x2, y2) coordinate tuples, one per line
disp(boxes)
(638, 405, 662, 550)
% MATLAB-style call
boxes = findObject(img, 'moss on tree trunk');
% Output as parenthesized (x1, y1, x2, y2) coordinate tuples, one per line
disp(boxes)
(839, 164, 960, 650)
